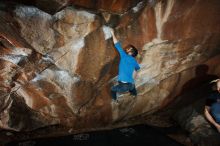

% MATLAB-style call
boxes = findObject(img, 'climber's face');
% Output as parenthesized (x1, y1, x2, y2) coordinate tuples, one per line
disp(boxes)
(125, 47, 133, 56)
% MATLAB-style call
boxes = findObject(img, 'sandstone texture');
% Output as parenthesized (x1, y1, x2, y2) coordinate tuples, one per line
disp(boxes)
(0, 0, 220, 145)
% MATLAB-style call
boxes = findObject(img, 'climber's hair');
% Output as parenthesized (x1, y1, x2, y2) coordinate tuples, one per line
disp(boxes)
(125, 45, 138, 57)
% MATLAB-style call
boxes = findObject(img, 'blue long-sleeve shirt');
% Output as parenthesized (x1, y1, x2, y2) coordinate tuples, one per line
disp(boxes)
(114, 42, 140, 83)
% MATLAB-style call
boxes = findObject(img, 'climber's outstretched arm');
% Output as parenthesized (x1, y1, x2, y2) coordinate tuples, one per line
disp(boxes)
(110, 29, 126, 57)
(110, 29, 118, 44)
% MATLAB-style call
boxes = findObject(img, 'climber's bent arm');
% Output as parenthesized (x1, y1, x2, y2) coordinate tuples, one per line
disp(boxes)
(204, 106, 220, 132)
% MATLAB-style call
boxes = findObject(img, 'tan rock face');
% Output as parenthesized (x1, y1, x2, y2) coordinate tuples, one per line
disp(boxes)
(0, 0, 220, 135)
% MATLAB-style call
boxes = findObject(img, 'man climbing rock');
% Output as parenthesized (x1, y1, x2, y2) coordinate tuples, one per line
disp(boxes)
(204, 79, 220, 133)
(110, 29, 140, 101)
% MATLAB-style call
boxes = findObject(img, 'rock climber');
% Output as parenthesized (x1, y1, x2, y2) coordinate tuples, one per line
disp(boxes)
(110, 29, 140, 101)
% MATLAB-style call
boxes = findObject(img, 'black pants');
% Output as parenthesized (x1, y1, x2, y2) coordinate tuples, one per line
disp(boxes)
(111, 81, 137, 100)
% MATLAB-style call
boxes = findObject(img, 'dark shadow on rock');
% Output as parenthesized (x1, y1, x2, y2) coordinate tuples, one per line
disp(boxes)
(181, 64, 218, 93)
(172, 64, 218, 110)
(5, 124, 184, 146)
